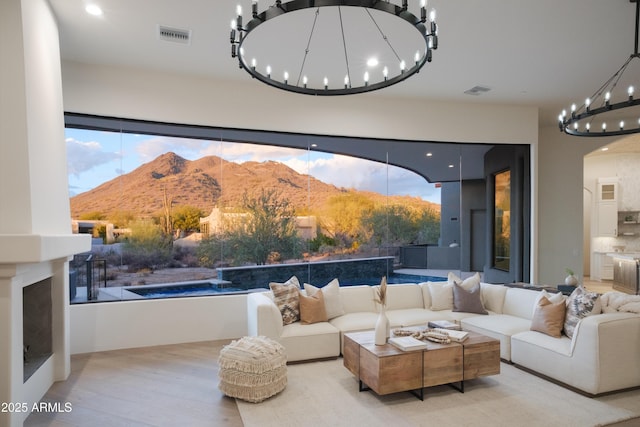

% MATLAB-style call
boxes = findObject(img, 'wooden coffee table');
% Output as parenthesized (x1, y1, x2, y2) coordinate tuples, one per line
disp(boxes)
(343, 330, 499, 400)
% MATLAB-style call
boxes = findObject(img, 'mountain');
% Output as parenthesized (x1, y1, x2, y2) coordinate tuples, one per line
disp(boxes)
(69, 152, 439, 219)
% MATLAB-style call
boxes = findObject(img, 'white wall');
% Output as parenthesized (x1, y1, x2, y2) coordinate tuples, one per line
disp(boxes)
(70, 294, 247, 354)
(61, 61, 538, 145)
(536, 126, 613, 284)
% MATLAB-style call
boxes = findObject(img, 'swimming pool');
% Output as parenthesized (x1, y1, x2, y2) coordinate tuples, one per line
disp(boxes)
(121, 273, 446, 299)
(126, 281, 244, 299)
(339, 273, 446, 286)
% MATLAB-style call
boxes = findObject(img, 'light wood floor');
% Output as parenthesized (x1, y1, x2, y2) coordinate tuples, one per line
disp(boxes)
(25, 340, 242, 427)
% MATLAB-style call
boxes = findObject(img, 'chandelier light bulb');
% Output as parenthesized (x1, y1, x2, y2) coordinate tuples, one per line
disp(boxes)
(558, 114, 563, 123)
(239, 47, 245, 56)
(415, 51, 420, 64)
(571, 103, 576, 112)
(602, 122, 607, 131)
(236, 5, 242, 16)
(344, 75, 349, 88)
(605, 92, 610, 101)
(400, 60, 406, 73)
(266, 65, 271, 77)
(324, 77, 328, 89)
(231, 19, 236, 30)
(561, 109, 567, 118)
(429, 9, 436, 22)
(421, 0, 426, 7)
(364, 71, 369, 86)
(383, 66, 389, 80)
(284, 71, 289, 84)
(620, 121, 625, 130)
(586, 123, 591, 132)
(303, 75, 308, 88)
(251, 58, 256, 69)
(574, 122, 579, 130)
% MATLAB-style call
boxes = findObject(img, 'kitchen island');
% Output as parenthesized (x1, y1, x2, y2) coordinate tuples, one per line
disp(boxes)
(607, 253, 640, 295)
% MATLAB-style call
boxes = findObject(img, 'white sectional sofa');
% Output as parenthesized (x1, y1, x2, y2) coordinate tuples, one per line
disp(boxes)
(246, 281, 640, 395)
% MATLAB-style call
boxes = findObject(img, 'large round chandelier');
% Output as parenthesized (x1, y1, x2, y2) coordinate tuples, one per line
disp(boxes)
(558, 0, 640, 137)
(229, 0, 439, 96)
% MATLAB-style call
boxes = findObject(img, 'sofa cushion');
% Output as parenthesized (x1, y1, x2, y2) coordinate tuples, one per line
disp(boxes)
(386, 308, 457, 328)
(480, 283, 507, 314)
(339, 285, 376, 314)
(564, 286, 602, 339)
(427, 281, 454, 311)
(385, 283, 426, 311)
(304, 279, 345, 320)
(279, 322, 341, 362)
(298, 290, 328, 325)
(461, 314, 532, 361)
(269, 276, 301, 325)
(453, 282, 488, 315)
(502, 287, 541, 320)
(530, 296, 566, 338)
(328, 312, 378, 335)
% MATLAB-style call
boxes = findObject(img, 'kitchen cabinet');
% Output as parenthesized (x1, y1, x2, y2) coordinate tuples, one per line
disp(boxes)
(592, 252, 614, 281)
(596, 178, 618, 237)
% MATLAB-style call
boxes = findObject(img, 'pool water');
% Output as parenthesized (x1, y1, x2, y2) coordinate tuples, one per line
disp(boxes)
(129, 283, 244, 299)
(126, 273, 446, 299)
(339, 273, 446, 286)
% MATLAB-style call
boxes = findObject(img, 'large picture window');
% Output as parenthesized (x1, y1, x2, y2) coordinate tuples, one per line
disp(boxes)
(66, 116, 454, 303)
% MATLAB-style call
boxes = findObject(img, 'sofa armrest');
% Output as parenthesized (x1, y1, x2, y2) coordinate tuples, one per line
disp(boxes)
(571, 312, 640, 393)
(247, 291, 283, 339)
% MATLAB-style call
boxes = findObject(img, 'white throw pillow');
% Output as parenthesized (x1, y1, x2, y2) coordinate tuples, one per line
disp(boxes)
(427, 281, 454, 311)
(448, 271, 481, 291)
(304, 278, 345, 320)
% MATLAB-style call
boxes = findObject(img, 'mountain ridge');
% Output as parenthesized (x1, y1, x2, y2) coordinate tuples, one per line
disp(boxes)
(69, 152, 440, 219)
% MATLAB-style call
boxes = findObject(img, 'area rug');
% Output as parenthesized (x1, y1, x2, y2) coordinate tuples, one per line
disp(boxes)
(236, 359, 640, 427)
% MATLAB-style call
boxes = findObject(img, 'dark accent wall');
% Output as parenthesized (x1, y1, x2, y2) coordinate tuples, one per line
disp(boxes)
(460, 179, 487, 272)
(483, 145, 531, 283)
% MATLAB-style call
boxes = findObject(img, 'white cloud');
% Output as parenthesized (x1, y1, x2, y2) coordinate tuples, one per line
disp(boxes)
(66, 138, 120, 176)
(284, 154, 440, 203)
(135, 136, 207, 162)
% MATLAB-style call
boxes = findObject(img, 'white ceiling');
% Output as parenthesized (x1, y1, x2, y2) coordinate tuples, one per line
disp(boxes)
(49, 0, 640, 155)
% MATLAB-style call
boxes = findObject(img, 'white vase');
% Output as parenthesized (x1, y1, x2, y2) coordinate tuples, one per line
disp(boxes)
(374, 306, 390, 345)
(565, 274, 578, 286)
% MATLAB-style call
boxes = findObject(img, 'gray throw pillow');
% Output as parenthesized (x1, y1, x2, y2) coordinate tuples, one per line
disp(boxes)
(452, 282, 488, 314)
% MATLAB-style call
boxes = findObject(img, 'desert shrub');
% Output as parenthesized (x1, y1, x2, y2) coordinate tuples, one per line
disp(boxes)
(122, 220, 173, 271)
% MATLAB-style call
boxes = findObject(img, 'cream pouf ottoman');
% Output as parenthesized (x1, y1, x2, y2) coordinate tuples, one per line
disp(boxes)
(218, 336, 287, 403)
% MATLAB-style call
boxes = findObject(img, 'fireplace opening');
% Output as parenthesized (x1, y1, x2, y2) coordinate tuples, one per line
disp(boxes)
(23, 278, 52, 382)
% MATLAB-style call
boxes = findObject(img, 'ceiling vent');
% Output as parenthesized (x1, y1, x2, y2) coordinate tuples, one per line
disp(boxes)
(464, 86, 491, 96)
(158, 25, 191, 45)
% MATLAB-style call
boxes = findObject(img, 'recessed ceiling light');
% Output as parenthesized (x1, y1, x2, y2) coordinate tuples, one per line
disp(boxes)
(85, 4, 103, 16)
(366, 57, 379, 67)
(426, 152, 433, 157)
(601, 147, 609, 151)
(448, 164, 454, 168)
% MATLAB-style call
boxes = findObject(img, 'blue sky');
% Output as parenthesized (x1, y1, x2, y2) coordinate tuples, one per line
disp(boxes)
(66, 128, 441, 203)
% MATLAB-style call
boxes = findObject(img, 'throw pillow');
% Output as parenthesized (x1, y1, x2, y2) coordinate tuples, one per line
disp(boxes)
(532, 290, 565, 317)
(427, 281, 454, 311)
(448, 271, 481, 291)
(564, 286, 602, 339)
(530, 296, 566, 338)
(303, 278, 345, 320)
(452, 282, 488, 315)
(298, 290, 328, 324)
(269, 276, 301, 325)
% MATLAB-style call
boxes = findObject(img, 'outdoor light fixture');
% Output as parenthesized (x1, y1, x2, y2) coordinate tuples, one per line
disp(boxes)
(558, 0, 640, 137)
(230, 0, 439, 96)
